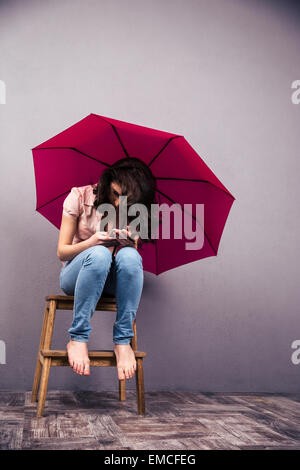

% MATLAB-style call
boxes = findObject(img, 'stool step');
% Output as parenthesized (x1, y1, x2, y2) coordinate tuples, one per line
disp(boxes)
(41, 349, 146, 358)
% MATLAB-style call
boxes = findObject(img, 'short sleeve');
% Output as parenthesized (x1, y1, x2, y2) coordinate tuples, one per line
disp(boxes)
(62, 187, 81, 219)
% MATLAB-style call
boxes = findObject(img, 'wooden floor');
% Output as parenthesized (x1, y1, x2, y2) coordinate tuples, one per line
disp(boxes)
(1, 390, 300, 450)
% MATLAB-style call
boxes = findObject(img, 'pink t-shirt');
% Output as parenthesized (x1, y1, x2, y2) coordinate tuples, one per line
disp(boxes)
(61, 183, 122, 267)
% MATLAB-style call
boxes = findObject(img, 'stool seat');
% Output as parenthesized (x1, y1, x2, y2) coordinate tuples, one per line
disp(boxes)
(45, 294, 116, 300)
(31, 294, 146, 417)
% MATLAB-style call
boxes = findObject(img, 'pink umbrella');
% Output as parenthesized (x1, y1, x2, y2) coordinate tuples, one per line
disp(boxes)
(32, 113, 235, 275)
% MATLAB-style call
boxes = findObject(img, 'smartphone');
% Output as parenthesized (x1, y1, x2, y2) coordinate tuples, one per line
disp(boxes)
(108, 228, 117, 237)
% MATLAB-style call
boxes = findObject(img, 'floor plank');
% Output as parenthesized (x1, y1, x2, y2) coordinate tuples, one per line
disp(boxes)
(0, 391, 299, 449)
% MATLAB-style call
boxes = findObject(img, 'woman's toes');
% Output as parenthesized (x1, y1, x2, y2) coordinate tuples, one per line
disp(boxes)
(83, 361, 90, 375)
(118, 367, 125, 380)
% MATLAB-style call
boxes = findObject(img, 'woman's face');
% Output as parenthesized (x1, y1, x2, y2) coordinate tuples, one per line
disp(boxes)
(109, 181, 123, 208)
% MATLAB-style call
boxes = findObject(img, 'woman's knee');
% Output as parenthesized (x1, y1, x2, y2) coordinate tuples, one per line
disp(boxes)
(83, 245, 113, 270)
(115, 247, 143, 275)
(59, 271, 74, 296)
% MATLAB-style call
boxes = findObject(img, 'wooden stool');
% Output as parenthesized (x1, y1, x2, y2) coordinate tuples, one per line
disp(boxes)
(31, 294, 146, 417)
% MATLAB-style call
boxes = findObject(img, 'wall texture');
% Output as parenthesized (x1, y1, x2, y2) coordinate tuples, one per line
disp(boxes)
(0, 0, 300, 392)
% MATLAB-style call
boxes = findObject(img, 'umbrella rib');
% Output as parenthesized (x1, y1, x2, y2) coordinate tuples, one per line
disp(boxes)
(89, 114, 131, 159)
(35, 147, 112, 167)
(110, 125, 131, 158)
(91, 113, 181, 167)
(155, 177, 235, 199)
(148, 136, 182, 168)
(155, 188, 217, 255)
(36, 189, 78, 211)
(34, 147, 110, 210)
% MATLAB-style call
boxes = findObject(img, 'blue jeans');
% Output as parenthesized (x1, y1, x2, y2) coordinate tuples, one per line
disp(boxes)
(59, 245, 144, 345)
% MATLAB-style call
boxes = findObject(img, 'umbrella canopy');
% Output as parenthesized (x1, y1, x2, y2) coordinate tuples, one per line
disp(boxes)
(32, 113, 235, 275)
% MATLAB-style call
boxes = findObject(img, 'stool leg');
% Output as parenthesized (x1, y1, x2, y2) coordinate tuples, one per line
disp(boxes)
(119, 379, 126, 401)
(135, 358, 145, 415)
(131, 319, 145, 413)
(37, 357, 51, 417)
(43, 300, 57, 349)
(36, 299, 56, 417)
(131, 319, 138, 351)
(31, 302, 50, 403)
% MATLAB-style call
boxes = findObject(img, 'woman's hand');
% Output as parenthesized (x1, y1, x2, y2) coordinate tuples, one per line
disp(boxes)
(127, 226, 139, 249)
(88, 231, 114, 247)
(112, 227, 139, 249)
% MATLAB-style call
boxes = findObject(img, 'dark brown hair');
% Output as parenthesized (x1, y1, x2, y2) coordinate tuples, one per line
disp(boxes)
(92, 157, 158, 248)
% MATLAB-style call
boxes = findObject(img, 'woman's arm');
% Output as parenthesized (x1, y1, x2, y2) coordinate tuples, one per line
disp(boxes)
(57, 215, 113, 262)
(57, 215, 93, 261)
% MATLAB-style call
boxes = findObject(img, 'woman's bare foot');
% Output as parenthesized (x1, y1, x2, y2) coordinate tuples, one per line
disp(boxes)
(113, 344, 137, 380)
(66, 340, 90, 376)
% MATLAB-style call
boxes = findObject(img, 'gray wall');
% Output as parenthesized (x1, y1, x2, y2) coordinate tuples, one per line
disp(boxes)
(1, 0, 300, 392)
